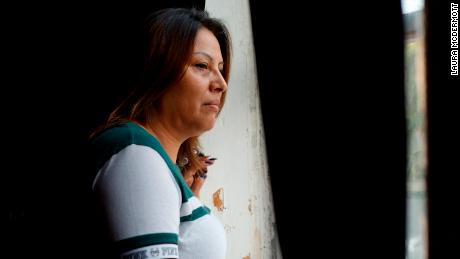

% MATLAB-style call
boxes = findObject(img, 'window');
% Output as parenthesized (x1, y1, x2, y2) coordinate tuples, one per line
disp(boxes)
(402, 0, 428, 258)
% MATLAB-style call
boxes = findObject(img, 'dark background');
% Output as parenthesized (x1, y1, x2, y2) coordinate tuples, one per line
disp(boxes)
(250, 1, 407, 258)
(425, 1, 460, 259)
(2, 0, 458, 258)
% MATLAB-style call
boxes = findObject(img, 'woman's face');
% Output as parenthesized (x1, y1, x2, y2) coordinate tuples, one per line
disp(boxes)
(158, 27, 227, 137)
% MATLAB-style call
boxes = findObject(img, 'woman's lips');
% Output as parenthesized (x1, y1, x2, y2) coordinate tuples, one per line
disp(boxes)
(204, 100, 220, 112)
(204, 104, 220, 111)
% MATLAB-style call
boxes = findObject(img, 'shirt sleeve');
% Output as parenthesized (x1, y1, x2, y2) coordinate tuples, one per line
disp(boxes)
(93, 144, 181, 258)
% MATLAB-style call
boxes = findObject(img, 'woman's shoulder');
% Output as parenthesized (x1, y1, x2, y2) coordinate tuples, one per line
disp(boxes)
(87, 122, 163, 174)
(90, 122, 153, 150)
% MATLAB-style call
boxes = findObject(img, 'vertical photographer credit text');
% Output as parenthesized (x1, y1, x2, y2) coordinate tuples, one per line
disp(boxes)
(451, 3, 458, 75)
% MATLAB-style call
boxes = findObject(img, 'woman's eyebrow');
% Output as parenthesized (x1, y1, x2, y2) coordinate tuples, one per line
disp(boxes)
(193, 51, 224, 65)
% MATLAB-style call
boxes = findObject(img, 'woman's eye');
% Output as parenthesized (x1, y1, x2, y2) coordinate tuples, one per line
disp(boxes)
(195, 63, 208, 69)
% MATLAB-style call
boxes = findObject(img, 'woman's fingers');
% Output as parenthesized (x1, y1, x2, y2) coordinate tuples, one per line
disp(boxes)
(184, 175, 194, 187)
(201, 156, 216, 166)
(190, 174, 206, 198)
(204, 160, 214, 165)
(182, 152, 215, 196)
(183, 167, 195, 180)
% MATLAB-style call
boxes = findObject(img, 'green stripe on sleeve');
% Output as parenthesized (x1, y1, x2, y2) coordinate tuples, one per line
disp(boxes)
(114, 233, 178, 254)
(180, 206, 210, 222)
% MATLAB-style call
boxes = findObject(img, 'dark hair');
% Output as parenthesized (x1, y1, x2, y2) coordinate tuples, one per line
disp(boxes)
(91, 8, 231, 172)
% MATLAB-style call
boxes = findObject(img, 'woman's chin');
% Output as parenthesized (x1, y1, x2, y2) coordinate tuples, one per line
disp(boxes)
(204, 121, 217, 131)
(188, 121, 216, 137)
(201, 119, 217, 132)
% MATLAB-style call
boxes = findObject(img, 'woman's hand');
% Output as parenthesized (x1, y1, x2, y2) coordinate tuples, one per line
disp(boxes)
(182, 154, 216, 198)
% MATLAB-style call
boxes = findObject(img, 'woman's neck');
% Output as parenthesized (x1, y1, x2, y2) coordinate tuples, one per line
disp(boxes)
(137, 121, 184, 163)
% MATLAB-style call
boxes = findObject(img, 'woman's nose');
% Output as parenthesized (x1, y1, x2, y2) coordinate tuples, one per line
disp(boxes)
(210, 71, 227, 93)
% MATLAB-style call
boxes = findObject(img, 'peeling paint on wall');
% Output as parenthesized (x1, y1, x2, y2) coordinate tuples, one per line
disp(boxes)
(213, 188, 224, 211)
(224, 224, 236, 234)
(248, 198, 252, 215)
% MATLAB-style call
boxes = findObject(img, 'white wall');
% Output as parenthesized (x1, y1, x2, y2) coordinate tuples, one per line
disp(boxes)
(199, 1, 283, 258)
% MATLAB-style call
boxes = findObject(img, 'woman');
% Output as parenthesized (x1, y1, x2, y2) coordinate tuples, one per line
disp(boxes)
(88, 8, 231, 259)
